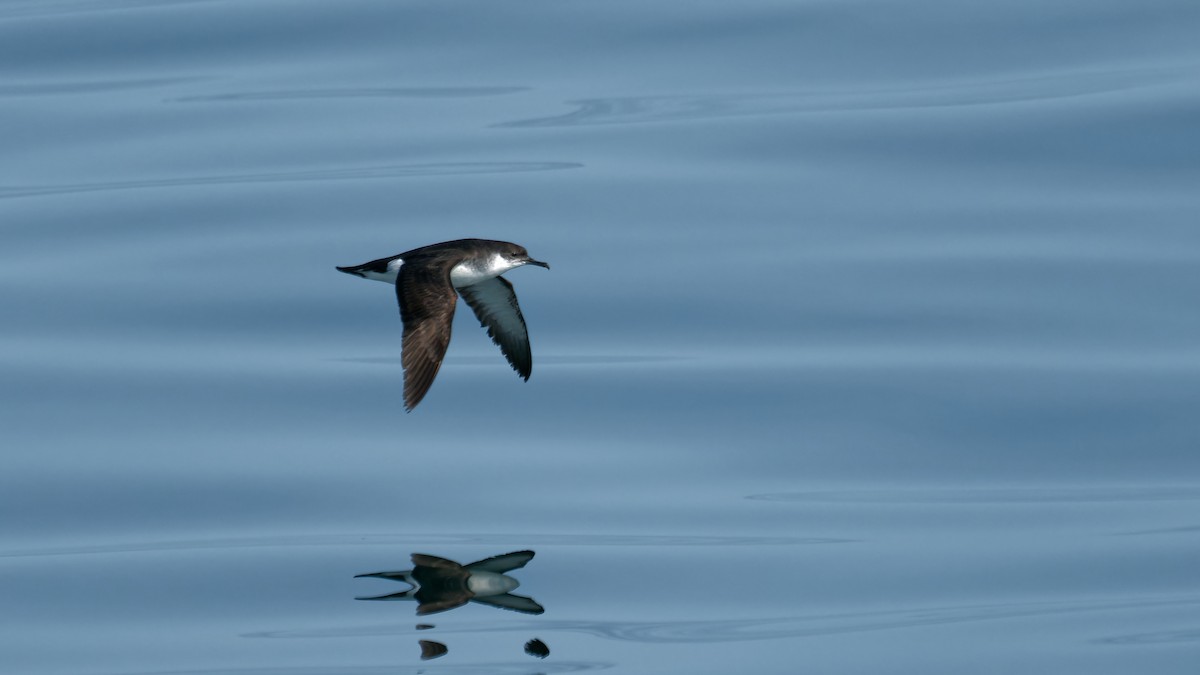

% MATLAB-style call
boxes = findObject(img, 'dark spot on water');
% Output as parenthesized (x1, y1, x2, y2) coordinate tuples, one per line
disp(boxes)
(525, 637, 550, 658)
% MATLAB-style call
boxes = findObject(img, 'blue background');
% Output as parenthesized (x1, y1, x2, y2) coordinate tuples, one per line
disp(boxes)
(2, 1, 1199, 673)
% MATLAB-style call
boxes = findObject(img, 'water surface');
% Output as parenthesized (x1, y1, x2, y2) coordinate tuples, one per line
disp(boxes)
(2, 1, 1199, 673)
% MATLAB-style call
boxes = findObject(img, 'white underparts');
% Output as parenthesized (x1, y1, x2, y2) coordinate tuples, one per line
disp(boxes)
(362, 258, 404, 284)
(362, 253, 522, 288)
(450, 253, 521, 288)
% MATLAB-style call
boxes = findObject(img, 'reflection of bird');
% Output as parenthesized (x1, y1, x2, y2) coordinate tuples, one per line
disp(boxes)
(524, 638, 550, 659)
(418, 640, 448, 661)
(338, 239, 549, 410)
(356, 550, 544, 615)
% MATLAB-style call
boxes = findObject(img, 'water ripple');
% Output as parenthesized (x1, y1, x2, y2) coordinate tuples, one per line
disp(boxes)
(1093, 627, 1200, 645)
(748, 485, 1200, 505)
(0, 162, 582, 200)
(252, 594, 1200, 644)
(0, 532, 849, 559)
(1115, 524, 1200, 536)
(0, 77, 203, 97)
(497, 66, 1194, 128)
(332, 355, 691, 368)
(0, 0, 218, 20)
(96, 664, 608, 675)
(171, 86, 529, 103)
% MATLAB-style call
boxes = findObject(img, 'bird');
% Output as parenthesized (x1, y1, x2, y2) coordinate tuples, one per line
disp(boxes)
(354, 550, 543, 615)
(337, 239, 549, 410)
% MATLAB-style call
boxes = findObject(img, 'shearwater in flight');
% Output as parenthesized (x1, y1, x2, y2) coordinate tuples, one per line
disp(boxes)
(337, 239, 549, 410)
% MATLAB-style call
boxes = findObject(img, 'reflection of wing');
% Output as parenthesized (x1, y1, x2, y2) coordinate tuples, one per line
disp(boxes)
(524, 638, 550, 659)
(465, 550, 535, 573)
(411, 553, 464, 570)
(419, 640, 448, 660)
(355, 589, 415, 601)
(458, 277, 532, 379)
(415, 593, 472, 615)
(354, 570, 412, 581)
(409, 553, 473, 615)
(472, 592, 545, 615)
(396, 257, 458, 411)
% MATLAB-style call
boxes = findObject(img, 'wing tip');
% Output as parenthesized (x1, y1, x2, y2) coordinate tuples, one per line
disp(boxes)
(512, 362, 531, 381)
(404, 382, 430, 411)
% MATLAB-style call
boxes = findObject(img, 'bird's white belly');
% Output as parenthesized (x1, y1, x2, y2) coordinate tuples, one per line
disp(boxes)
(363, 254, 511, 287)
(450, 262, 489, 288)
(450, 253, 510, 288)
(466, 570, 520, 595)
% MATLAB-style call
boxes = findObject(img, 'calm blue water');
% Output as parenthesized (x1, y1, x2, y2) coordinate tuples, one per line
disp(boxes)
(3, 1, 1200, 673)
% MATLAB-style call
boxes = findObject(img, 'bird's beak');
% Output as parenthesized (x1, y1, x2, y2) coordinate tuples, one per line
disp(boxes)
(525, 257, 550, 269)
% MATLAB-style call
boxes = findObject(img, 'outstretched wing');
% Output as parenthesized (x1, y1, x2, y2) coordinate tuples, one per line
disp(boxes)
(465, 550, 535, 573)
(396, 256, 458, 411)
(457, 277, 532, 380)
(472, 593, 545, 615)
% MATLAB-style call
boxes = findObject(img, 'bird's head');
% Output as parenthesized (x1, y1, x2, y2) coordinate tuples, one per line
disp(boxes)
(503, 243, 550, 270)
